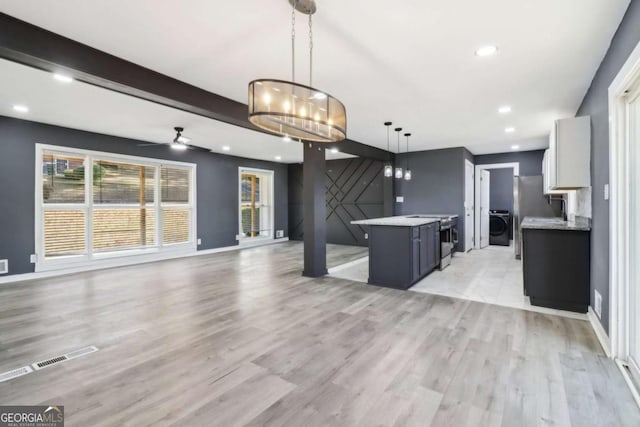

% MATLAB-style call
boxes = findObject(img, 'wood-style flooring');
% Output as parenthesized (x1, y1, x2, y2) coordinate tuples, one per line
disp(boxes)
(0, 242, 638, 426)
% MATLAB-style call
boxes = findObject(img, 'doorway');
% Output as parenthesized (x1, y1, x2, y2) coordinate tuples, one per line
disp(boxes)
(609, 38, 640, 398)
(238, 167, 274, 242)
(474, 163, 519, 249)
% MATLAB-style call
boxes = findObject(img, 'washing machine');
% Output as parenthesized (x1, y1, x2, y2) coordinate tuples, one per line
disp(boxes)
(489, 210, 510, 246)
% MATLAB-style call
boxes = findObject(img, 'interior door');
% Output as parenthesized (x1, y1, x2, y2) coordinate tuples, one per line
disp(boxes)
(480, 170, 490, 248)
(628, 81, 640, 384)
(464, 160, 474, 251)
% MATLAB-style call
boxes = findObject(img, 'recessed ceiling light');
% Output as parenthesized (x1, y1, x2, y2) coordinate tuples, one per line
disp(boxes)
(498, 106, 512, 114)
(330, 148, 339, 154)
(12, 105, 29, 113)
(282, 135, 291, 142)
(53, 73, 73, 83)
(222, 145, 230, 151)
(511, 145, 520, 150)
(505, 127, 516, 133)
(475, 45, 498, 57)
(275, 155, 282, 161)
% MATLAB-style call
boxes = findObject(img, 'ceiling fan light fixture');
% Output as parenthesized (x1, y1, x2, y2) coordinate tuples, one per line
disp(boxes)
(171, 142, 188, 151)
(247, 0, 346, 143)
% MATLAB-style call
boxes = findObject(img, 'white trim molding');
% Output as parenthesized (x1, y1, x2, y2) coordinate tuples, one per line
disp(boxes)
(608, 37, 640, 360)
(474, 162, 520, 249)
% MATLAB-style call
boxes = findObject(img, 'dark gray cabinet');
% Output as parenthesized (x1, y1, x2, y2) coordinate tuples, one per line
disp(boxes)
(419, 223, 440, 277)
(522, 228, 590, 312)
(368, 222, 440, 290)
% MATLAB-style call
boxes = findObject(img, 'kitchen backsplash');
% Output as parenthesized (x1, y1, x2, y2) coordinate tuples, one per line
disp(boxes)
(566, 187, 592, 220)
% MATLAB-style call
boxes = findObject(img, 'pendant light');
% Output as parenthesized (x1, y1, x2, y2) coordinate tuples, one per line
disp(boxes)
(404, 133, 412, 181)
(384, 122, 393, 177)
(247, 0, 347, 143)
(395, 127, 403, 179)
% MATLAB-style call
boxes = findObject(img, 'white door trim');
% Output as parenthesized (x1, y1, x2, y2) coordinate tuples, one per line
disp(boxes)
(238, 167, 275, 243)
(474, 162, 520, 249)
(464, 159, 475, 251)
(609, 37, 640, 362)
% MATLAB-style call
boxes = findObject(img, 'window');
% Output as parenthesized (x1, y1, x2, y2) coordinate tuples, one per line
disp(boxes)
(36, 145, 196, 270)
(238, 168, 273, 241)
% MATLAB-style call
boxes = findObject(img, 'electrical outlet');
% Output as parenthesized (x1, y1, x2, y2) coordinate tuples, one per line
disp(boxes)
(30, 254, 37, 264)
(365, 233, 368, 240)
(396, 196, 404, 203)
(236, 234, 241, 241)
(197, 238, 202, 245)
(276, 230, 284, 238)
(594, 289, 602, 318)
(604, 184, 609, 201)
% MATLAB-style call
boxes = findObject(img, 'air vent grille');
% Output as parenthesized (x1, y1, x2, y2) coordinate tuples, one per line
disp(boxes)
(35, 355, 67, 369)
(0, 366, 32, 383)
(32, 346, 98, 371)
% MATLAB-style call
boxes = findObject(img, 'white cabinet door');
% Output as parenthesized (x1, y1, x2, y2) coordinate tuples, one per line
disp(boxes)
(548, 117, 591, 190)
(480, 170, 490, 248)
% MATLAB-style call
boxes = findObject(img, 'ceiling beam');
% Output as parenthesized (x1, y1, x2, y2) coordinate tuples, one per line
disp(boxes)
(0, 13, 391, 162)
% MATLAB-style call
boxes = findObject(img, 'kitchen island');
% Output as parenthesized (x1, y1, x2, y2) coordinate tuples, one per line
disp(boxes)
(351, 215, 442, 289)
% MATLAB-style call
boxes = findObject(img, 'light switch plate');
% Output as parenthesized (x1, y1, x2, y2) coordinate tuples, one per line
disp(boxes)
(604, 184, 609, 201)
(396, 196, 404, 203)
(365, 233, 368, 240)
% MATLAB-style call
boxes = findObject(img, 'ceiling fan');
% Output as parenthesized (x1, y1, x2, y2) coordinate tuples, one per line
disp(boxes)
(137, 127, 210, 152)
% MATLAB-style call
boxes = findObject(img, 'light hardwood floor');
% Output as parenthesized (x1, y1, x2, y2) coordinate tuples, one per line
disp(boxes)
(0, 242, 637, 426)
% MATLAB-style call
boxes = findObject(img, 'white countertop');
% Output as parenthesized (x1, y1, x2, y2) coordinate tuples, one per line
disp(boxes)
(351, 215, 441, 227)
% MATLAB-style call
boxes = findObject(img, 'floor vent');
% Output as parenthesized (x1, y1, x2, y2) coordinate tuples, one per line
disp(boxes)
(32, 346, 98, 371)
(0, 366, 33, 383)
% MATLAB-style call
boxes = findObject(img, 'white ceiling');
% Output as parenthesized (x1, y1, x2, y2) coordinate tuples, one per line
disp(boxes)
(0, 0, 630, 155)
(0, 59, 353, 163)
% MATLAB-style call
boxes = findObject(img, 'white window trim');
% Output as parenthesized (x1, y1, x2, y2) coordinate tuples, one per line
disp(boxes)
(35, 143, 197, 272)
(474, 162, 519, 249)
(237, 167, 275, 244)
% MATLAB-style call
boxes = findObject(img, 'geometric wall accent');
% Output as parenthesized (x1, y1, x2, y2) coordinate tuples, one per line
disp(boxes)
(288, 157, 385, 246)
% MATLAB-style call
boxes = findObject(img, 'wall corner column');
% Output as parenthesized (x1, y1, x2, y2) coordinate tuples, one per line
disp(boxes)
(302, 142, 327, 277)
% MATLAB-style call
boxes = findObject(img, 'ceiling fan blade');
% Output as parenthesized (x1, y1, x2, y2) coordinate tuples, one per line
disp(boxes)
(187, 145, 211, 152)
(137, 142, 167, 147)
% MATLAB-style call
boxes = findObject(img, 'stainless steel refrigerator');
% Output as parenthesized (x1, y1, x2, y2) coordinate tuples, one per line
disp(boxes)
(513, 175, 562, 259)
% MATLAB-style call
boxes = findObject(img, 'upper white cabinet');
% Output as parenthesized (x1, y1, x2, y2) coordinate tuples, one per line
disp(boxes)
(543, 149, 565, 195)
(545, 116, 591, 190)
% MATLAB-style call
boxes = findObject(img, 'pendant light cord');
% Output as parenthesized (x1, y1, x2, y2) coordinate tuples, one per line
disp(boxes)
(309, 14, 313, 87)
(405, 134, 410, 169)
(291, 1, 296, 82)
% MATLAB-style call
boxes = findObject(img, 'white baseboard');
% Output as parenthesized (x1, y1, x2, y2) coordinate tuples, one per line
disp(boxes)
(588, 307, 611, 357)
(0, 238, 289, 285)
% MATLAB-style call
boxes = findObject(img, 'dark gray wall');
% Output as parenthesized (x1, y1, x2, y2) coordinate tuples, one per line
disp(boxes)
(487, 168, 514, 212)
(394, 147, 469, 249)
(289, 157, 385, 246)
(576, 0, 640, 333)
(475, 148, 545, 176)
(0, 115, 288, 276)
